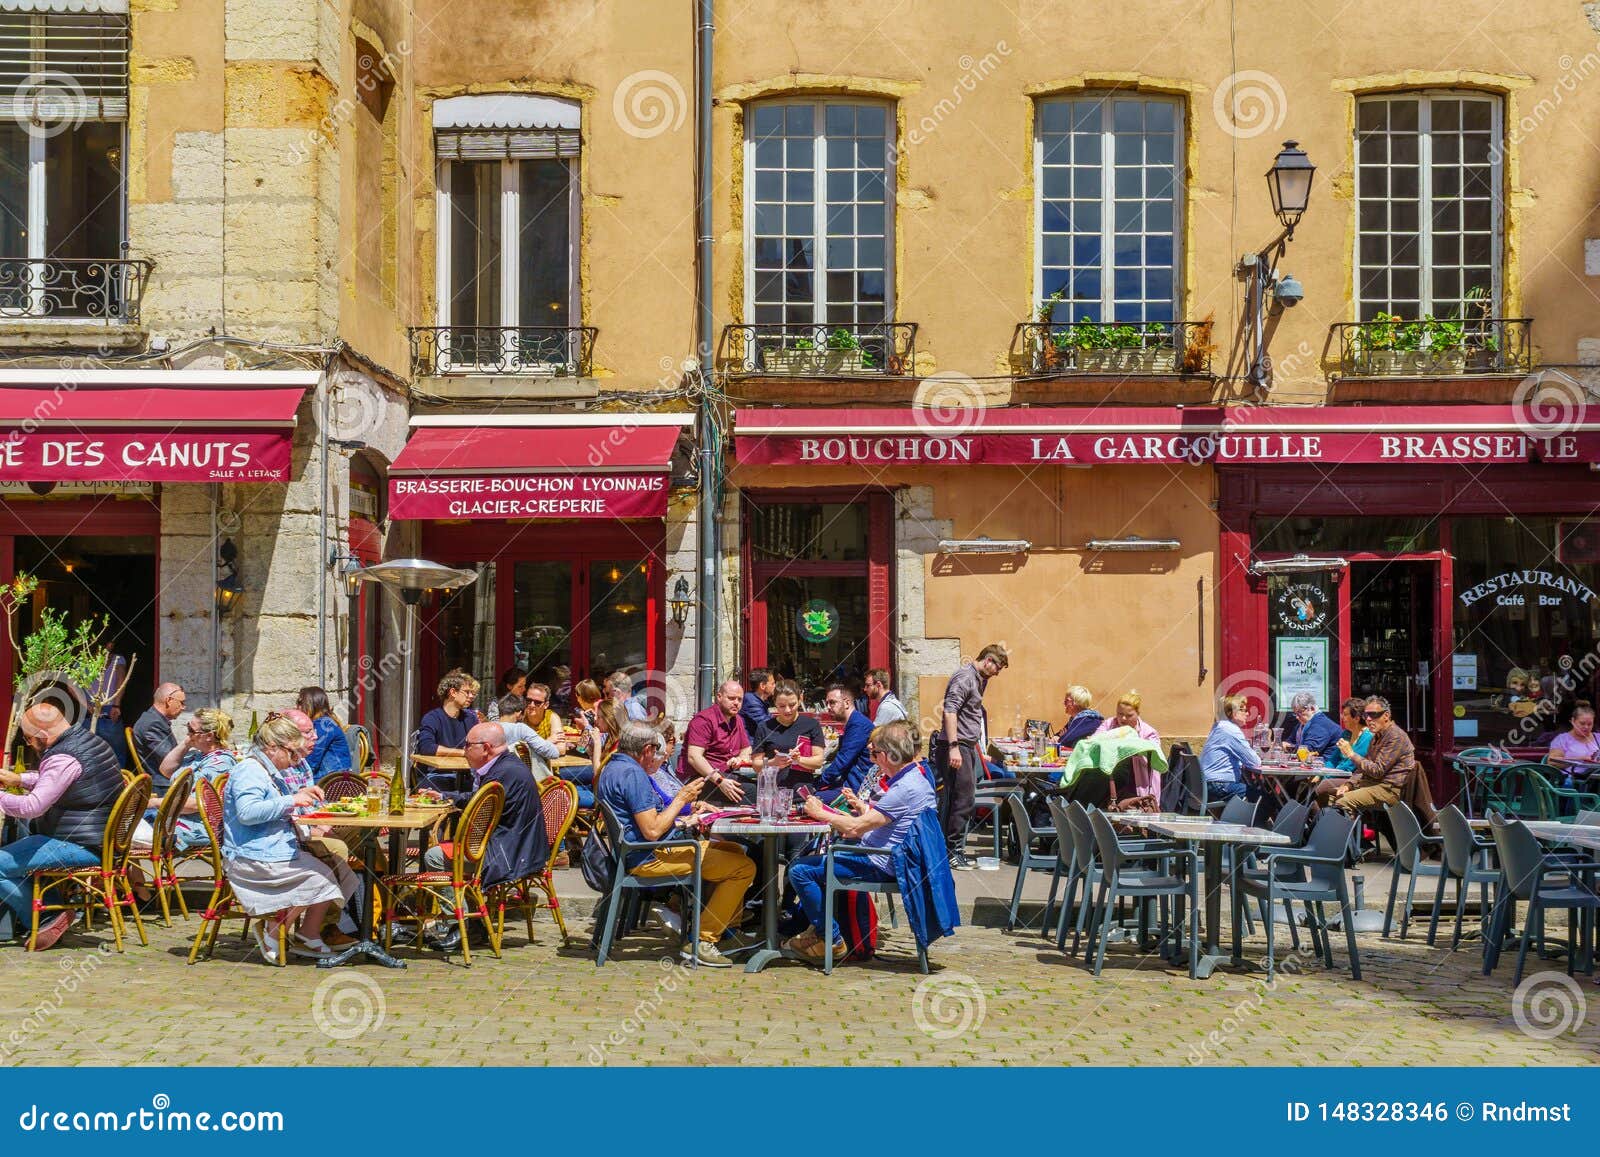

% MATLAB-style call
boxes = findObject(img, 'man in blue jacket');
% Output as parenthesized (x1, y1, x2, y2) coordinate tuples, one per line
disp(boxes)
(1282, 693, 1342, 760)
(817, 683, 874, 799)
(740, 668, 775, 741)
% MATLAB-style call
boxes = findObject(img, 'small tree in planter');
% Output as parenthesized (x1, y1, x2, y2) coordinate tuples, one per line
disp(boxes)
(0, 573, 135, 758)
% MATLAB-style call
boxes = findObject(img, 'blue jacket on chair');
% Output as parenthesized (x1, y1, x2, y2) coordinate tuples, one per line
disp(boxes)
(891, 810, 960, 948)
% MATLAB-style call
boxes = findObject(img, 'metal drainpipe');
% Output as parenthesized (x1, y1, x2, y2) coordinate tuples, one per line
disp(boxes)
(210, 481, 220, 707)
(317, 360, 332, 690)
(694, 0, 718, 707)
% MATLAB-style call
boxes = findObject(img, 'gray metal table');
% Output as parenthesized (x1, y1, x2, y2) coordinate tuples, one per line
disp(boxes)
(1146, 819, 1292, 979)
(708, 816, 832, 972)
(1521, 821, 1600, 851)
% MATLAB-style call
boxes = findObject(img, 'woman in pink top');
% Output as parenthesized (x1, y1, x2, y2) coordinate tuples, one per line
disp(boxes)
(1547, 704, 1598, 776)
(1094, 691, 1162, 802)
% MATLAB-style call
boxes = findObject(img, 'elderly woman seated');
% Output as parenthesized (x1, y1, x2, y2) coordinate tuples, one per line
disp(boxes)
(1093, 690, 1161, 807)
(221, 715, 348, 963)
(170, 708, 241, 853)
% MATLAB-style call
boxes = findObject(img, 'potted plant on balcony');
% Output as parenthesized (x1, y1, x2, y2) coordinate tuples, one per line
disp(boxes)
(760, 336, 825, 374)
(1056, 318, 1176, 374)
(824, 326, 869, 373)
(1034, 289, 1068, 372)
(1181, 312, 1217, 375)
(1352, 313, 1412, 375)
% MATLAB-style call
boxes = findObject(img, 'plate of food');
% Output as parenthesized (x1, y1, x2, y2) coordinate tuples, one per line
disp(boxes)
(406, 795, 453, 809)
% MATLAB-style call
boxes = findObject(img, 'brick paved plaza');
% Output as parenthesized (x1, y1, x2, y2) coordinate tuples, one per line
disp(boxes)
(1, 864, 1594, 1067)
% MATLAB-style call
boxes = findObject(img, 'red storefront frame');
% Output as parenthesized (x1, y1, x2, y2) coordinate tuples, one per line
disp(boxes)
(1218, 464, 1600, 795)
(740, 488, 894, 680)
(0, 496, 163, 697)
(416, 520, 666, 706)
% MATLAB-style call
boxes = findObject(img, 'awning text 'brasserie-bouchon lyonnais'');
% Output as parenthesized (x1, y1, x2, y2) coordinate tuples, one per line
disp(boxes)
(732, 405, 1600, 467)
(386, 420, 685, 521)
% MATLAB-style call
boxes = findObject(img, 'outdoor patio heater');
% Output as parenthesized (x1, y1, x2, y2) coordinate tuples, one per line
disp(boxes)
(352, 558, 478, 793)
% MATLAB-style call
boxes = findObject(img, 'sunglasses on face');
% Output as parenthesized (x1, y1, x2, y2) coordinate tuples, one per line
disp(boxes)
(1362, 711, 1386, 720)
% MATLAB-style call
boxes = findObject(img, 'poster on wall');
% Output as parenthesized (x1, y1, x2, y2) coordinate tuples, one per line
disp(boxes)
(1276, 637, 1330, 707)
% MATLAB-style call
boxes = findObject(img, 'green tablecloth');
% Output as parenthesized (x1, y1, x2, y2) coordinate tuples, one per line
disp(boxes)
(1059, 727, 1168, 787)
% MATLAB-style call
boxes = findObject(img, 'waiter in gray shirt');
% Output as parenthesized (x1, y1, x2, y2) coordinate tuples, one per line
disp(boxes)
(934, 644, 1007, 869)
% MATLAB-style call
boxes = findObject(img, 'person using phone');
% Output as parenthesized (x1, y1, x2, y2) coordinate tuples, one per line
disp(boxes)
(754, 680, 825, 787)
(784, 719, 937, 965)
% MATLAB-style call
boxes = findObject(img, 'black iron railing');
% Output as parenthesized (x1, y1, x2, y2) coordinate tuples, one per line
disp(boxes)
(410, 325, 597, 377)
(1013, 320, 1212, 377)
(0, 258, 152, 325)
(720, 322, 918, 376)
(1331, 317, 1532, 378)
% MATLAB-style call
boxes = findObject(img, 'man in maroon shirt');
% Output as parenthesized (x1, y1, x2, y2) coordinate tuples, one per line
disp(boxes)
(684, 680, 754, 805)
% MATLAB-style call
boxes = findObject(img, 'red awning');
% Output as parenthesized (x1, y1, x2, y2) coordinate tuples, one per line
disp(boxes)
(0, 370, 314, 482)
(734, 404, 1600, 467)
(388, 422, 681, 520)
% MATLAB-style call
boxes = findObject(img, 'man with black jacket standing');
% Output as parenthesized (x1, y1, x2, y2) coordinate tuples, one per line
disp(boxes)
(934, 644, 1007, 870)
(0, 701, 124, 949)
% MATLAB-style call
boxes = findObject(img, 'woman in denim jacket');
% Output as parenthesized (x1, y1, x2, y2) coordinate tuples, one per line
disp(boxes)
(222, 715, 344, 963)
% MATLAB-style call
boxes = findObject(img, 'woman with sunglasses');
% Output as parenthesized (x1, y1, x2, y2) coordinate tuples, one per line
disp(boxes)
(221, 715, 347, 963)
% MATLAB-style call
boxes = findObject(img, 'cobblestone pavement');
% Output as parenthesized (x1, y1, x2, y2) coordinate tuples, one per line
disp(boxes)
(0, 863, 1596, 1066)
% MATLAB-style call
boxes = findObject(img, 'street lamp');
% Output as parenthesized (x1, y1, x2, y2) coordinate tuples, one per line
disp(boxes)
(668, 575, 693, 627)
(1241, 139, 1315, 397)
(1265, 140, 1315, 235)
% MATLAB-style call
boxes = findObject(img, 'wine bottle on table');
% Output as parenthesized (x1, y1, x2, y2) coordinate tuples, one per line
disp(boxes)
(387, 757, 407, 816)
(248, 709, 260, 743)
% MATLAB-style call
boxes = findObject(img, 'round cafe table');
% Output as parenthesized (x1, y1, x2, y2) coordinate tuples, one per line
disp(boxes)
(708, 815, 831, 972)
(296, 805, 453, 968)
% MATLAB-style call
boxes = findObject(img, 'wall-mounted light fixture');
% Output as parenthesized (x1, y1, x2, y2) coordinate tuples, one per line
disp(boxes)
(937, 537, 1032, 554)
(1085, 536, 1182, 552)
(1248, 553, 1348, 575)
(1242, 139, 1317, 398)
(669, 575, 693, 626)
(329, 550, 365, 598)
(215, 538, 243, 612)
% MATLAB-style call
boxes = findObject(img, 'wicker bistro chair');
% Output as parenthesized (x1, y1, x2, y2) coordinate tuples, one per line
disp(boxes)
(383, 781, 505, 965)
(317, 772, 367, 801)
(491, 778, 579, 946)
(133, 765, 196, 926)
(186, 775, 288, 967)
(30, 773, 152, 952)
(125, 727, 146, 778)
(119, 768, 136, 786)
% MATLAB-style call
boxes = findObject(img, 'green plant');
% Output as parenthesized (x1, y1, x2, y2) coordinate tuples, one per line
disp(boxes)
(792, 338, 816, 350)
(1036, 287, 1067, 325)
(1052, 317, 1163, 352)
(825, 327, 862, 351)
(16, 608, 110, 693)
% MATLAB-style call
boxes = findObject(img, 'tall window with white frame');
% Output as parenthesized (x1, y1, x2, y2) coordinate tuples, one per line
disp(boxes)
(747, 100, 893, 362)
(1354, 92, 1500, 322)
(1036, 94, 1182, 327)
(433, 94, 580, 374)
(0, 10, 129, 321)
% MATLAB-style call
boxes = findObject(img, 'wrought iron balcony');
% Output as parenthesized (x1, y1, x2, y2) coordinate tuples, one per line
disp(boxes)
(0, 257, 152, 325)
(720, 322, 918, 377)
(1013, 320, 1213, 377)
(410, 325, 597, 377)
(1331, 317, 1532, 379)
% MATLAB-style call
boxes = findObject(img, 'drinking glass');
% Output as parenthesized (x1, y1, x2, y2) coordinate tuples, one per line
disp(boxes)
(776, 788, 794, 818)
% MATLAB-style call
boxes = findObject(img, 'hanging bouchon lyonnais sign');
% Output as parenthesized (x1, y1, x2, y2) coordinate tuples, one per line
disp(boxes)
(1458, 569, 1600, 609)
(1273, 580, 1332, 633)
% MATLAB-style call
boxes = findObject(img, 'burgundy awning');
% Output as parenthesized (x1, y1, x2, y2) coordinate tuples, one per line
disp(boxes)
(733, 404, 1600, 467)
(388, 422, 681, 520)
(0, 370, 314, 482)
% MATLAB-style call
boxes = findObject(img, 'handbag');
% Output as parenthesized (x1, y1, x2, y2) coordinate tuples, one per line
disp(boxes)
(578, 825, 614, 894)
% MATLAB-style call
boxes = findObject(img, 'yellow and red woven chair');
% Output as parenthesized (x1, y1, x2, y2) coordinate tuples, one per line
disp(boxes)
(185, 775, 287, 967)
(383, 780, 504, 966)
(491, 778, 578, 947)
(30, 772, 151, 952)
(132, 764, 195, 926)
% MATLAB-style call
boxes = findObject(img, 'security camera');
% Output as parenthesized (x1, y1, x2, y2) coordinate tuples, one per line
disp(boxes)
(1272, 273, 1305, 308)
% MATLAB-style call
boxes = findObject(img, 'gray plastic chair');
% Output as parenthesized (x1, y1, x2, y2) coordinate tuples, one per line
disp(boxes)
(1382, 802, 1443, 940)
(1237, 798, 1310, 943)
(592, 801, 704, 966)
(1429, 804, 1498, 950)
(1004, 791, 1060, 932)
(821, 840, 926, 975)
(1085, 808, 1198, 978)
(1483, 812, 1600, 984)
(1236, 809, 1360, 981)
